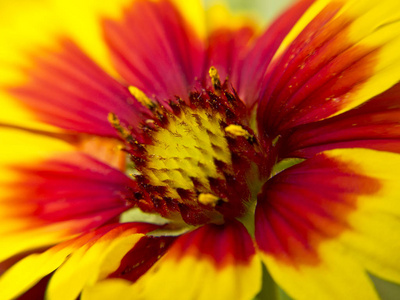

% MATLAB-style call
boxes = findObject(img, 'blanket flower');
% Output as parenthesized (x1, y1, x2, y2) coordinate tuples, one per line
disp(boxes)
(1, 0, 400, 299)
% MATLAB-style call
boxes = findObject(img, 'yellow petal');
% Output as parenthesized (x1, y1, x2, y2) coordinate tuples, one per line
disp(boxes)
(261, 241, 380, 300)
(329, 149, 400, 284)
(205, 3, 260, 33)
(83, 222, 262, 300)
(0, 231, 96, 300)
(256, 148, 400, 299)
(81, 279, 133, 300)
(46, 229, 144, 300)
(134, 222, 261, 300)
(0, 223, 156, 300)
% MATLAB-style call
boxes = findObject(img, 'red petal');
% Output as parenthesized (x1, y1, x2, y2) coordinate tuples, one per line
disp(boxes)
(256, 1, 394, 136)
(102, 0, 205, 102)
(280, 83, 400, 158)
(7, 38, 150, 137)
(1, 152, 138, 260)
(167, 221, 256, 268)
(108, 235, 175, 283)
(207, 26, 255, 91)
(235, 0, 316, 107)
(9, 153, 136, 225)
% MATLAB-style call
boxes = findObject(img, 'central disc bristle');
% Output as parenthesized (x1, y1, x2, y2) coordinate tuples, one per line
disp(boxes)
(144, 106, 231, 201)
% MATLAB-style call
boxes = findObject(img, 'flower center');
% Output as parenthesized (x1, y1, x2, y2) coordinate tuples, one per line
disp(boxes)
(111, 74, 271, 226)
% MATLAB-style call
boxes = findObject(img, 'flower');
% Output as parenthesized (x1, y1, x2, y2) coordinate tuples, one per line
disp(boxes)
(1, 0, 400, 299)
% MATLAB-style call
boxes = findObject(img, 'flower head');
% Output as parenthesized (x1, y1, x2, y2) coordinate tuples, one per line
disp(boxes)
(1, 0, 400, 299)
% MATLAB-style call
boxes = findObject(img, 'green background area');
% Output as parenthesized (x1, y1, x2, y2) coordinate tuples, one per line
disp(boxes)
(204, 0, 294, 21)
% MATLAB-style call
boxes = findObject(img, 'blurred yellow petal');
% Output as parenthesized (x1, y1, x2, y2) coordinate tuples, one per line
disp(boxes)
(133, 222, 261, 300)
(46, 229, 144, 300)
(0, 223, 158, 300)
(171, 0, 207, 39)
(332, 149, 400, 284)
(261, 241, 380, 300)
(0, 231, 96, 300)
(81, 279, 132, 300)
(206, 3, 260, 33)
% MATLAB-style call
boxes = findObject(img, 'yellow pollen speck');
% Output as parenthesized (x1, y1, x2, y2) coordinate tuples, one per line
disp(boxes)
(198, 193, 220, 207)
(107, 111, 118, 125)
(209, 66, 221, 91)
(225, 124, 251, 139)
(272, 135, 281, 147)
(108, 112, 131, 139)
(128, 86, 154, 109)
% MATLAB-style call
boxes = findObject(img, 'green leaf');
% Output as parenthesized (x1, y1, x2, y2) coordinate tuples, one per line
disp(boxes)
(255, 264, 295, 300)
(370, 274, 400, 300)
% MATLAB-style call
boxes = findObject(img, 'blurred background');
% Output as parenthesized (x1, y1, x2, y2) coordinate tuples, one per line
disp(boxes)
(204, 0, 294, 21)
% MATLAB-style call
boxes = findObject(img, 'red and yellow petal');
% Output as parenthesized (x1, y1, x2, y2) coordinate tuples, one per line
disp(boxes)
(255, 148, 400, 299)
(76, 135, 126, 170)
(0, 0, 122, 131)
(0, 128, 138, 262)
(49, 0, 135, 76)
(280, 82, 400, 158)
(5, 37, 151, 138)
(1, 0, 158, 136)
(235, 0, 316, 107)
(332, 150, 400, 285)
(0, 223, 159, 300)
(59, 0, 211, 69)
(0, 0, 134, 79)
(257, 0, 400, 135)
(83, 221, 261, 300)
(102, 0, 206, 103)
(0, 0, 62, 132)
(206, 5, 258, 92)
(170, 0, 207, 39)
